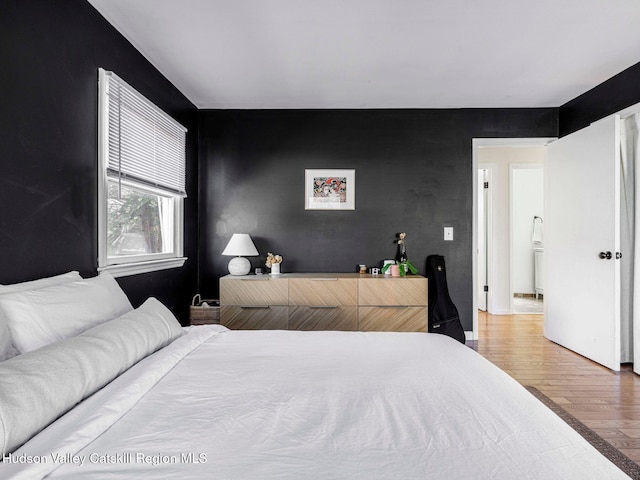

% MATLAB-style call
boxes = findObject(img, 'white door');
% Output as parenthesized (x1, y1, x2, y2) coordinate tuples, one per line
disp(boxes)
(545, 115, 621, 371)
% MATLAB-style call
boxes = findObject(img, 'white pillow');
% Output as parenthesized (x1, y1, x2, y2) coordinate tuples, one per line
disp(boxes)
(0, 297, 183, 456)
(0, 271, 81, 295)
(0, 272, 133, 354)
(0, 271, 82, 362)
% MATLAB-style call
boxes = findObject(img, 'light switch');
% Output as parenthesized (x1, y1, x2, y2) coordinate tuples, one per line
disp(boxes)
(444, 227, 454, 241)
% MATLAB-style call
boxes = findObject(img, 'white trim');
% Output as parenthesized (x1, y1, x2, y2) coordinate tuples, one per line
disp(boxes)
(98, 68, 110, 270)
(479, 163, 496, 315)
(98, 257, 187, 278)
(472, 145, 479, 340)
(105, 176, 183, 199)
(174, 196, 184, 260)
(474, 138, 556, 147)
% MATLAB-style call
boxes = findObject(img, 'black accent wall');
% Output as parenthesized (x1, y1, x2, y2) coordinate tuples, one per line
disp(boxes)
(7, 1, 636, 330)
(0, 0, 199, 323)
(198, 109, 557, 330)
(559, 61, 640, 136)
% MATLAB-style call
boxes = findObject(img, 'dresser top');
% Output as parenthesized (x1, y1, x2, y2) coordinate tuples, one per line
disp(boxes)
(221, 273, 426, 280)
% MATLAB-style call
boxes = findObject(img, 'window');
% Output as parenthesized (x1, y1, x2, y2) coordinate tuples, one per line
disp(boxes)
(98, 68, 187, 277)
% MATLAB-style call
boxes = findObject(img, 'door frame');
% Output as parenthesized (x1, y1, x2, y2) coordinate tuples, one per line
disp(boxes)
(616, 102, 640, 372)
(471, 138, 555, 339)
(477, 166, 491, 312)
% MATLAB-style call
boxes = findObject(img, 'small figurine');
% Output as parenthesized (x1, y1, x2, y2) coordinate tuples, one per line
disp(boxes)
(381, 232, 418, 276)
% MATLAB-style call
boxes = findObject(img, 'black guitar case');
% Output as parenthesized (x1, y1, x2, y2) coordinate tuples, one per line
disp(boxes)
(426, 255, 466, 344)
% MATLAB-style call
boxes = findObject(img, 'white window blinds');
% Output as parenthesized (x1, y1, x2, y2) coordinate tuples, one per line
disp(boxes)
(103, 70, 187, 196)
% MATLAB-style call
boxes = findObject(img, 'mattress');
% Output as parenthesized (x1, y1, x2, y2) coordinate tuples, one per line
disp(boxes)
(1, 326, 630, 479)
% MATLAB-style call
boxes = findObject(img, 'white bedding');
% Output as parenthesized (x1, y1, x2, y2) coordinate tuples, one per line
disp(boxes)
(1, 327, 630, 479)
(0, 297, 184, 457)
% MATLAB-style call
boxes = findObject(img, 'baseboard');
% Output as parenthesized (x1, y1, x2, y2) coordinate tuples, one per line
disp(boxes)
(489, 308, 512, 315)
(464, 330, 477, 341)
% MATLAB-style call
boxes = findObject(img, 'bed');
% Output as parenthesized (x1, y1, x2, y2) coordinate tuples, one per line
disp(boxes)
(0, 272, 631, 479)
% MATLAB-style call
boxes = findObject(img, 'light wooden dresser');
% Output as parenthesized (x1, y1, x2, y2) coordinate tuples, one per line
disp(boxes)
(219, 273, 428, 332)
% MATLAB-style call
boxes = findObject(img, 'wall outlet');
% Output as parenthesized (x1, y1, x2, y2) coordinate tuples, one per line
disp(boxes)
(444, 226, 454, 241)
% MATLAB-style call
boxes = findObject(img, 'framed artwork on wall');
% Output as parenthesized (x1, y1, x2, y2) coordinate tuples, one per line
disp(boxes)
(305, 169, 355, 210)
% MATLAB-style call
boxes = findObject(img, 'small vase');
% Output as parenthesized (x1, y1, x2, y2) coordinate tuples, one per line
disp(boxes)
(271, 263, 281, 275)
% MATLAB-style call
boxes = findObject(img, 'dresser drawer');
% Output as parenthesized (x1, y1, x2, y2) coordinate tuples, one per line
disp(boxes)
(288, 306, 357, 331)
(220, 277, 288, 306)
(289, 277, 357, 306)
(220, 305, 288, 330)
(358, 306, 427, 332)
(358, 277, 427, 306)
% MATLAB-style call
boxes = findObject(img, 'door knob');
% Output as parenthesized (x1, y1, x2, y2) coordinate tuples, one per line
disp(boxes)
(599, 251, 612, 260)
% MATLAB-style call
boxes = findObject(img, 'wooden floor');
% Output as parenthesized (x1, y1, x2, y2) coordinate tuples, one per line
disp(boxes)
(475, 310, 640, 463)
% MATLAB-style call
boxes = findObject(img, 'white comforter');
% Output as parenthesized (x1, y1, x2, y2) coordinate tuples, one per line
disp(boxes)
(1, 326, 630, 479)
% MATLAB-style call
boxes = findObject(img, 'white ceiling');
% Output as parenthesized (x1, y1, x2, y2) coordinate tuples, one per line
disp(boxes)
(87, 0, 640, 109)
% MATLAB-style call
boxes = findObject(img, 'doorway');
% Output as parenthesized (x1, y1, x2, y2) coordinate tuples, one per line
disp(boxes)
(472, 138, 555, 338)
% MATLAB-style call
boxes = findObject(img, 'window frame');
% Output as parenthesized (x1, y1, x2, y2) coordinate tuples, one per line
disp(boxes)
(97, 68, 187, 277)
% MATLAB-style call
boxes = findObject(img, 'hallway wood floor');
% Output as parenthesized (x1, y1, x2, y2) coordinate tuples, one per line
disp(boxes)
(476, 311, 640, 463)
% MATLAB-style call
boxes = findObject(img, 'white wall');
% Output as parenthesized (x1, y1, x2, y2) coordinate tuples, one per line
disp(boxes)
(512, 168, 544, 294)
(478, 146, 544, 314)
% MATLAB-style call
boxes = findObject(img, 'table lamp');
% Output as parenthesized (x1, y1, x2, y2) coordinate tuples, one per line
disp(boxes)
(222, 233, 259, 275)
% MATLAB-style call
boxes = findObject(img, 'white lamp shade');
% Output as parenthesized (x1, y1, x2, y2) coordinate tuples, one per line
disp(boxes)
(222, 234, 259, 257)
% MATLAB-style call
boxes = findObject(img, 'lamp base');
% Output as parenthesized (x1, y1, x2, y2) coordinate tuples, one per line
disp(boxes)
(228, 256, 251, 275)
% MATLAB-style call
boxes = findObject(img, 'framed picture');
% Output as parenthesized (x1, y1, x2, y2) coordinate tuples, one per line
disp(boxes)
(305, 169, 355, 210)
